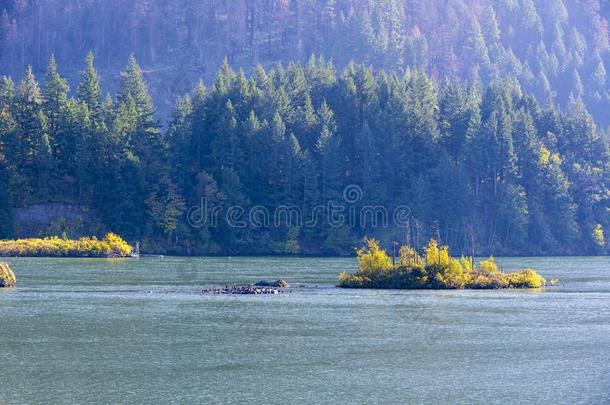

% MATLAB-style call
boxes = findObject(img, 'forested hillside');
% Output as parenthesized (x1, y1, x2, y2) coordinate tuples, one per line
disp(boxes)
(0, 0, 608, 126)
(1, 55, 608, 255)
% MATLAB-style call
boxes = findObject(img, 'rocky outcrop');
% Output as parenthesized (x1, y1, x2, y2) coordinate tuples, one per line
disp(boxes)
(255, 279, 289, 288)
(201, 285, 282, 295)
(13, 203, 95, 238)
(0, 262, 16, 288)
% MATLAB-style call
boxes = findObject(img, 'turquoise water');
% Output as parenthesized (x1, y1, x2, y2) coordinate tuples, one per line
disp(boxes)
(1, 256, 609, 404)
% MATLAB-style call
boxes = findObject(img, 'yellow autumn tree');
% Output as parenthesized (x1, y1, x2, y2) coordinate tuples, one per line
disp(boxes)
(357, 238, 392, 275)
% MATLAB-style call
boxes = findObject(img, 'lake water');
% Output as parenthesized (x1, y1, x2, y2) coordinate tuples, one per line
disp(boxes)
(1, 256, 609, 404)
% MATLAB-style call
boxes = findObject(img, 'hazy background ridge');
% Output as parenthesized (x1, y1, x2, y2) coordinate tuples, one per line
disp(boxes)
(0, 0, 608, 126)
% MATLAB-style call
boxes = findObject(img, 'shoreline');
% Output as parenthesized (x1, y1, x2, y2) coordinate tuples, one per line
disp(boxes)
(2, 252, 607, 259)
(0, 284, 554, 295)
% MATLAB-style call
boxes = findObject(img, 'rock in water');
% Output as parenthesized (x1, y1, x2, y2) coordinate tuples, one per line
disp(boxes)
(200, 285, 283, 295)
(0, 262, 16, 288)
(255, 279, 289, 288)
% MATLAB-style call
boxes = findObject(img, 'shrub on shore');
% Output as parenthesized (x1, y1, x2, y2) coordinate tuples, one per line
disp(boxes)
(0, 262, 16, 287)
(0, 233, 133, 258)
(339, 239, 548, 290)
(506, 268, 547, 288)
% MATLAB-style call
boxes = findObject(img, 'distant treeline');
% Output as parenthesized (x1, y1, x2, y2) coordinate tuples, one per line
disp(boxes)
(0, 55, 608, 256)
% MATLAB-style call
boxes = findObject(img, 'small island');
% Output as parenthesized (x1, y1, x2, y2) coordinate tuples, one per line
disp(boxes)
(0, 233, 133, 258)
(339, 239, 548, 289)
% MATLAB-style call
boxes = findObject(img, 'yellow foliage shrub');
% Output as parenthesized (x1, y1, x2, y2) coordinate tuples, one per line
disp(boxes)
(592, 224, 605, 248)
(399, 246, 422, 266)
(506, 268, 547, 288)
(103, 233, 133, 257)
(435, 258, 471, 289)
(460, 256, 475, 272)
(468, 257, 507, 288)
(357, 238, 391, 275)
(479, 257, 500, 275)
(424, 240, 450, 268)
(0, 262, 16, 287)
(469, 272, 508, 289)
(0, 233, 133, 258)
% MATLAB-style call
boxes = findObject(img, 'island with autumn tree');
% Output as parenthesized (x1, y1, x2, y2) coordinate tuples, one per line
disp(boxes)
(339, 239, 549, 289)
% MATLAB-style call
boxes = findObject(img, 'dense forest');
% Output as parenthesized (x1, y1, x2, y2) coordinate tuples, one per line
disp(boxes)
(0, 0, 608, 255)
(0, 54, 608, 255)
(0, 0, 608, 126)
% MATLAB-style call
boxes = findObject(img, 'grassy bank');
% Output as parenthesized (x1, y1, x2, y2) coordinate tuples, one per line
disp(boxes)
(0, 233, 133, 258)
(339, 239, 548, 290)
